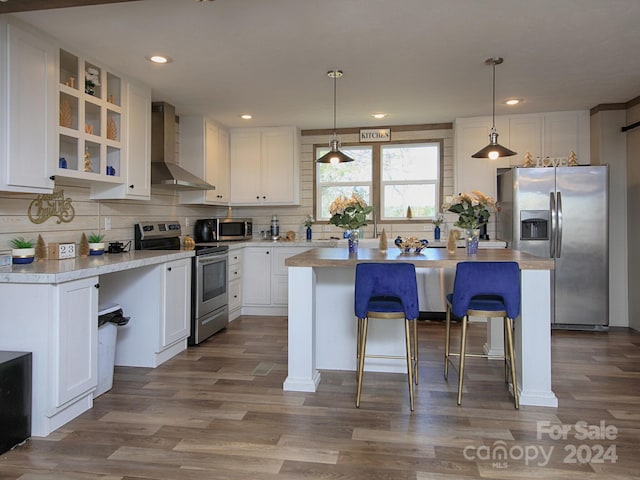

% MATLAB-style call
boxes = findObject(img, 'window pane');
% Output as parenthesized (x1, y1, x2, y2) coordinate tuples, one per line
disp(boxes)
(381, 144, 438, 181)
(317, 146, 372, 183)
(383, 184, 436, 218)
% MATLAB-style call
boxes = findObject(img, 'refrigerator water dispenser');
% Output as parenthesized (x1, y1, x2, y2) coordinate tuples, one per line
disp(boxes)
(520, 210, 549, 240)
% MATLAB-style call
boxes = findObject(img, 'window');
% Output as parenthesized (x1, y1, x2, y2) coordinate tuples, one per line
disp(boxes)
(381, 143, 440, 219)
(316, 145, 373, 221)
(315, 140, 442, 222)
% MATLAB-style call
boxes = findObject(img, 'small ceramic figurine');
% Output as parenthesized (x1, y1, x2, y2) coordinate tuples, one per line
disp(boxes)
(447, 229, 460, 254)
(568, 150, 578, 166)
(83, 149, 92, 172)
(523, 151, 535, 167)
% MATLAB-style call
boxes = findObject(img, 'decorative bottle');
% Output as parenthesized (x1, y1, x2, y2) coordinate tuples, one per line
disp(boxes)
(306, 226, 312, 241)
(434, 225, 441, 240)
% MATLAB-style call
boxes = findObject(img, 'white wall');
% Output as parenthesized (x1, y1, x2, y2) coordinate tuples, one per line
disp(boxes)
(591, 109, 628, 327)
(626, 103, 640, 331)
(0, 179, 220, 252)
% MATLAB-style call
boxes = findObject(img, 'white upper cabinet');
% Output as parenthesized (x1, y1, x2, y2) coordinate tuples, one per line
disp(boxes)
(178, 115, 230, 205)
(455, 111, 589, 199)
(507, 111, 590, 166)
(91, 78, 151, 199)
(0, 19, 56, 194)
(56, 46, 153, 200)
(229, 126, 300, 205)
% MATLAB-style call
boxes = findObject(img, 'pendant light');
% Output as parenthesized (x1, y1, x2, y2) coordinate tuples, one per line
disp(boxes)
(471, 57, 517, 159)
(317, 70, 354, 164)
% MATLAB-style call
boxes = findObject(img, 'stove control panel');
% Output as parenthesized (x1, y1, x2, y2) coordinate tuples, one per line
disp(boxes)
(135, 221, 182, 240)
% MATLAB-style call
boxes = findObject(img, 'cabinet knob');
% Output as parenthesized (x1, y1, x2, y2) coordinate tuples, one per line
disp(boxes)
(233, 294, 238, 298)
(256, 195, 260, 200)
(94, 283, 100, 289)
(167, 267, 172, 271)
(262, 196, 266, 199)
(50, 175, 56, 181)
(266, 251, 269, 255)
(129, 184, 135, 189)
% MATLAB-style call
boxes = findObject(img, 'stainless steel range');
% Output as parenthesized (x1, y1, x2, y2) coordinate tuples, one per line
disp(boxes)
(134, 221, 229, 345)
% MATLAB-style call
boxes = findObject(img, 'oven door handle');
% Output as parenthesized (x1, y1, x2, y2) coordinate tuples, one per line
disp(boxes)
(197, 255, 227, 266)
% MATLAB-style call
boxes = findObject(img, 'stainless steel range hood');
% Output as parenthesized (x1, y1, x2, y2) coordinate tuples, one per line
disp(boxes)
(151, 102, 215, 190)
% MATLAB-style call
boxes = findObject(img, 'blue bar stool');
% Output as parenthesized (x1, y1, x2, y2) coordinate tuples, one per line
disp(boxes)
(354, 263, 419, 411)
(444, 261, 521, 409)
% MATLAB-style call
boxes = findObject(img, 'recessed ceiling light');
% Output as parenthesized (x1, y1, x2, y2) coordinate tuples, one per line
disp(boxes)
(505, 98, 522, 106)
(147, 55, 171, 64)
(371, 113, 387, 119)
(240, 114, 253, 120)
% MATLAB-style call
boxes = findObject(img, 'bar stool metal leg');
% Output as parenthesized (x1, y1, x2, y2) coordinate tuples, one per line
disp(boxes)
(412, 319, 418, 385)
(504, 316, 519, 409)
(444, 304, 451, 379)
(355, 317, 368, 408)
(457, 315, 469, 406)
(404, 319, 415, 411)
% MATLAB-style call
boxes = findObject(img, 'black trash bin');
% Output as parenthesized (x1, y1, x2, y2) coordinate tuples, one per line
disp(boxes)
(95, 304, 129, 398)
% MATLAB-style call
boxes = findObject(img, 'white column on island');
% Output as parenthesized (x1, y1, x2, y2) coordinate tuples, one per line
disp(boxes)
(283, 266, 321, 391)
(483, 317, 506, 358)
(517, 268, 558, 407)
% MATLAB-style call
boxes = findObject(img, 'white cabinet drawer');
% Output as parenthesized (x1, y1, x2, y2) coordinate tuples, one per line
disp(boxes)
(229, 260, 242, 282)
(229, 279, 242, 312)
(228, 250, 242, 266)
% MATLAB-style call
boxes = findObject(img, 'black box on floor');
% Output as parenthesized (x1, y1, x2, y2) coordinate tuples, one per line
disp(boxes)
(0, 351, 32, 454)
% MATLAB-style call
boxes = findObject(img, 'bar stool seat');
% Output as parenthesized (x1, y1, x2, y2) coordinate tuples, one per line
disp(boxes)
(444, 261, 521, 409)
(354, 263, 419, 411)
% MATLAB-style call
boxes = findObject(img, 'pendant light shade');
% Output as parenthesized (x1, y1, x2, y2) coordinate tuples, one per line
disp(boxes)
(471, 57, 517, 160)
(317, 70, 354, 164)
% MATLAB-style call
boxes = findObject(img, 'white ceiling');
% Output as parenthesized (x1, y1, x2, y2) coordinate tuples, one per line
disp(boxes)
(9, 0, 640, 129)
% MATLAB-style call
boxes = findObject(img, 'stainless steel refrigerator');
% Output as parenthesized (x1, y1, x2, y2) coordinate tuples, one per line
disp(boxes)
(497, 166, 608, 329)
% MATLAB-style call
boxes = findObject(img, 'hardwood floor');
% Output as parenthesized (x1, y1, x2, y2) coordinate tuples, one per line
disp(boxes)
(1, 317, 639, 479)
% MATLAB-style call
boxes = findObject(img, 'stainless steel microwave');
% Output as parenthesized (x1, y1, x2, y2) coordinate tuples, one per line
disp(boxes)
(194, 218, 252, 242)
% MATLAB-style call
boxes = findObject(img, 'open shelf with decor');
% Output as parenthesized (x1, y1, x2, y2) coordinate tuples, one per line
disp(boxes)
(55, 48, 123, 184)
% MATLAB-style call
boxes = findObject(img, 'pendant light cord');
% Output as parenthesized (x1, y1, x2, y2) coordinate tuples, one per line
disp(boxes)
(333, 73, 337, 133)
(491, 59, 496, 130)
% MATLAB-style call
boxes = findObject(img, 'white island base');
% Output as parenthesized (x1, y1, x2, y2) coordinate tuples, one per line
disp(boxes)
(284, 249, 558, 408)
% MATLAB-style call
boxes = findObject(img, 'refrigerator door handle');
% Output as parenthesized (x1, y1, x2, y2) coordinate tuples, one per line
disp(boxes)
(556, 191, 563, 258)
(550, 192, 556, 258)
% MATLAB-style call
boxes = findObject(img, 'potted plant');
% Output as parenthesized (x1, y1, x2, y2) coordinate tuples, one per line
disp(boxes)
(87, 233, 105, 255)
(11, 237, 35, 264)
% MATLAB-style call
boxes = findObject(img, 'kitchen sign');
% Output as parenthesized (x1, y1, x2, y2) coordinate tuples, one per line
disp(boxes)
(360, 128, 390, 142)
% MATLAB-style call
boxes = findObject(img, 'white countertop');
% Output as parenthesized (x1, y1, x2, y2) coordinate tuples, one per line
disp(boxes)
(0, 237, 506, 284)
(0, 250, 195, 284)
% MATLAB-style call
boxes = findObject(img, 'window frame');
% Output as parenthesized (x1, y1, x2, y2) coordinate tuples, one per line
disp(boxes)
(314, 138, 445, 224)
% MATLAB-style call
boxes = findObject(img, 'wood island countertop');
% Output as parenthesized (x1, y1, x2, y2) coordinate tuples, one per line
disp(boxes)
(285, 247, 554, 270)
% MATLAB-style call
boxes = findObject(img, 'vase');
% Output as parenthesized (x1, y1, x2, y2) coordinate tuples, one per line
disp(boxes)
(347, 229, 359, 254)
(89, 242, 105, 256)
(306, 226, 312, 241)
(11, 248, 35, 264)
(465, 229, 480, 255)
(434, 225, 441, 240)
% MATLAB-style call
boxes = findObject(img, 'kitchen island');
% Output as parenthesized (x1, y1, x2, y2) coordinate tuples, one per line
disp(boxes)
(284, 247, 558, 407)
